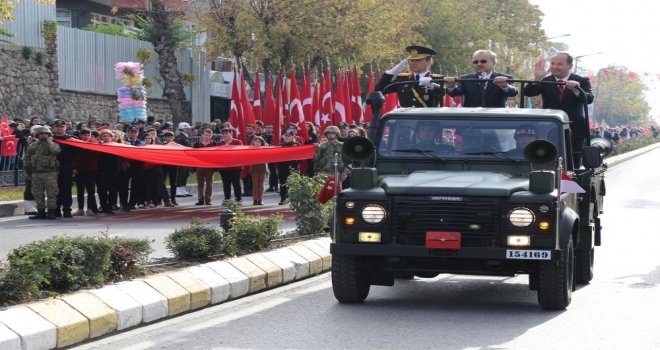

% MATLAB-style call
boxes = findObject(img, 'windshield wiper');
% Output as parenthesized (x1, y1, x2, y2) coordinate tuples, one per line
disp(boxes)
(392, 148, 441, 159)
(463, 151, 523, 162)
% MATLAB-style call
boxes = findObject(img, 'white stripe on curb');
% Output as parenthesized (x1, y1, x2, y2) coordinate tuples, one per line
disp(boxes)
(88, 285, 142, 330)
(187, 265, 231, 305)
(116, 281, 168, 323)
(203, 261, 250, 299)
(0, 322, 20, 350)
(0, 306, 56, 350)
(271, 247, 310, 279)
(261, 251, 296, 283)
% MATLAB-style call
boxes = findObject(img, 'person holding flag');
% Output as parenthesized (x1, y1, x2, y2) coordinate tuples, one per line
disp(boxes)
(376, 45, 445, 108)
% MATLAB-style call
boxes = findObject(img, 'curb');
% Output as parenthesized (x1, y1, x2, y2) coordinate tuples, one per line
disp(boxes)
(0, 237, 332, 350)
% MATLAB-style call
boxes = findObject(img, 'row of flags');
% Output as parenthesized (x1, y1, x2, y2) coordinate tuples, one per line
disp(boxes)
(229, 67, 375, 146)
(228, 67, 465, 146)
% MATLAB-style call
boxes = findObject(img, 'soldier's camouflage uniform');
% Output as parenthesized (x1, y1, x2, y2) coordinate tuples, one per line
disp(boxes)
(314, 139, 349, 178)
(24, 139, 60, 210)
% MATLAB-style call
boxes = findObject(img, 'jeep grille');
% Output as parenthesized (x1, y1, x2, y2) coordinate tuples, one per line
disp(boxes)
(391, 196, 501, 247)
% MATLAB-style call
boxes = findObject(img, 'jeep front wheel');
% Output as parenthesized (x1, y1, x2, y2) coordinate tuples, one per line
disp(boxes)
(332, 254, 370, 303)
(537, 237, 575, 310)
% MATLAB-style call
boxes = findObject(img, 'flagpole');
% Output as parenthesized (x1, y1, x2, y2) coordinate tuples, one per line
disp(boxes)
(332, 153, 339, 241)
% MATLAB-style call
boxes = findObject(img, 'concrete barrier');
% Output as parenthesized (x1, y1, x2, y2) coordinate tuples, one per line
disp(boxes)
(61, 292, 118, 339)
(245, 253, 284, 288)
(88, 285, 142, 330)
(0, 322, 20, 350)
(0, 306, 57, 350)
(229, 257, 268, 293)
(166, 270, 212, 310)
(142, 274, 191, 317)
(187, 265, 231, 305)
(116, 281, 168, 323)
(300, 241, 332, 271)
(272, 247, 310, 279)
(204, 261, 250, 299)
(27, 299, 89, 348)
(288, 245, 324, 275)
(261, 250, 296, 283)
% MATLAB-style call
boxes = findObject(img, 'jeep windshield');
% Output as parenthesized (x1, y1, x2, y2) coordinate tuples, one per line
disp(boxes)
(377, 117, 561, 161)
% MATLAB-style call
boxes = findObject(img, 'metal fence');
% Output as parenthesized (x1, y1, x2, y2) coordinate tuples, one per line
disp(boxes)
(2, 0, 210, 124)
(0, 136, 26, 187)
(57, 26, 210, 123)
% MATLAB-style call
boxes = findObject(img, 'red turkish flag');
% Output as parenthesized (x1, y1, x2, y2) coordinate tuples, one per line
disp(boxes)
(334, 70, 347, 124)
(240, 70, 256, 135)
(1, 116, 11, 136)
(351, 68, 363, 124)
(1, 135, 18, 156)
(273, 72, 284, 146)
(229, 70, 245, 140)
(302, 68, 313, 124)
(262, 75, 276, 129)
(560, 170, 585, 194)
(289, 69, 309, 141)
(252, 70, 263, 122)
(312, 82, 321, 126)
(321, 71, 334, 128)
(316, 176, 341, 204)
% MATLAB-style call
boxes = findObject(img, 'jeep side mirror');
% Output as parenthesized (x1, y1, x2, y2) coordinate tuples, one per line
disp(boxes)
(581, 146, 602, 168)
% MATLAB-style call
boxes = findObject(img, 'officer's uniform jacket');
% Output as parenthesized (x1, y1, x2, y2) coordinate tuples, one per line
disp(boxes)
(376, 71, 445, 107)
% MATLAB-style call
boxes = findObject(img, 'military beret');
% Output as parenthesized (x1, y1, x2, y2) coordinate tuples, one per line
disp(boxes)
(127, 125, 139, 132)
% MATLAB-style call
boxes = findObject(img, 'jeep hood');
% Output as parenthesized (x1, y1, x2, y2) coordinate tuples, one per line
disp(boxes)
(379, 171, 528, 196)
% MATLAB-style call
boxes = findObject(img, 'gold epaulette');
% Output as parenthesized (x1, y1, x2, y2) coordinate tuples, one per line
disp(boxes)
(431, 73, 444, 78)
(397, 73, 410, 77)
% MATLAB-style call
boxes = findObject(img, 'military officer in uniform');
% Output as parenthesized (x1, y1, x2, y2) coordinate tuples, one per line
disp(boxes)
(376, 45, 445, 107)
(24, 126, 60, 220)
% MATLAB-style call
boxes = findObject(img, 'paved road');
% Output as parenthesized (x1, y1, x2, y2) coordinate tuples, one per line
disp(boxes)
(71, 149, 660, 349)
(0, 191, 296, 261)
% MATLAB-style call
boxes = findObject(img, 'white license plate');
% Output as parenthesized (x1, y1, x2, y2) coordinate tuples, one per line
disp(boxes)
(506, 249, 551, 260)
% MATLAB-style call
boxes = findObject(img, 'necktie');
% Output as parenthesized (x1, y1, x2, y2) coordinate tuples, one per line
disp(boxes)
(558, 79, 565, 103)
(414, 74, 419, 81)
(480, 74, 487, 90)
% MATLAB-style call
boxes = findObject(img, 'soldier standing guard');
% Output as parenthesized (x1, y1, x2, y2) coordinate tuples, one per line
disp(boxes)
(24, 126, 60, 220)
(314, 126, 349, 178)
(375, 45, 445, 107)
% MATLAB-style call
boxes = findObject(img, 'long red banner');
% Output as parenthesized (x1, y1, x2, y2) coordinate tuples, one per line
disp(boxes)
(57, 138, 315, 168)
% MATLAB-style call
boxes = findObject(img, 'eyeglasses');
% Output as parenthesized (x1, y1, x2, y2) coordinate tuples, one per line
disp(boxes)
(472, 60, 489, 64)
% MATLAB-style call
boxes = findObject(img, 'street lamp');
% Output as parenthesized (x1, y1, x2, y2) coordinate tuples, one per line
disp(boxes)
(574, 52, 604, 72)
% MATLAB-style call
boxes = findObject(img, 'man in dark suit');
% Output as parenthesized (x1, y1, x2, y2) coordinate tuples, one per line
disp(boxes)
(445, 50, 518, 107)
(375, 45, 445, 108)
(523, 52, 594, 167)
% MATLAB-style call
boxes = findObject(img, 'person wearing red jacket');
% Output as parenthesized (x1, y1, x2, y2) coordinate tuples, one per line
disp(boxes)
(72, 129, 99, 215)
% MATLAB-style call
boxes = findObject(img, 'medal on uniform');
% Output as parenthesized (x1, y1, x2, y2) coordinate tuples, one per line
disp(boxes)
(423, 94, 429, 101)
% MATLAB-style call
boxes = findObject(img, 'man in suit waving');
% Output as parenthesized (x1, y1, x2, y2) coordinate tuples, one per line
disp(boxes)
(523, 51, 594, 166)
(445, 50, 518, 107)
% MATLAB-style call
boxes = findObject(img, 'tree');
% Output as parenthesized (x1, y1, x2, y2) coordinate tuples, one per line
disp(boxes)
(592, 67, 651, 126)
(137, 0, 192, 126)
(194, 0, 422, 76)
(418, 0, 545, 78)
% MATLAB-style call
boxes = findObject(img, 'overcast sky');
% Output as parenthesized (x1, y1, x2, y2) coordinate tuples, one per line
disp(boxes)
(529, 0, 660, 120)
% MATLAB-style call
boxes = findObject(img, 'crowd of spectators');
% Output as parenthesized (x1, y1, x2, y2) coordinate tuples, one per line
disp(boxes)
(2, 114, 369, 217)
(590, 125, 657, 144)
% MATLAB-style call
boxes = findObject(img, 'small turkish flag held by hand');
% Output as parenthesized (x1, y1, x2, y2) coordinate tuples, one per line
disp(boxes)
(0, 116, 11, 137)
(1, 135, 18, 156)
(316, 176, 341, 204)
(560, 170, 585, 194)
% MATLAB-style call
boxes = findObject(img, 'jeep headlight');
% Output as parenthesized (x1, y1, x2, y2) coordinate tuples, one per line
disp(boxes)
(361, 205, 386, 224)
(508, 207, 535, 227)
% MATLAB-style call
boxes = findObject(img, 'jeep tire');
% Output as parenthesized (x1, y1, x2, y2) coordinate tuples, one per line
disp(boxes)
(575, 247, 594, 284)
(332, 254, 370, 303)
(537, 237, 575, 310)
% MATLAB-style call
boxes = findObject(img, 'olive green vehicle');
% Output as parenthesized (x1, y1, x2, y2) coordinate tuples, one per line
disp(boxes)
(330, 93, 610, 310)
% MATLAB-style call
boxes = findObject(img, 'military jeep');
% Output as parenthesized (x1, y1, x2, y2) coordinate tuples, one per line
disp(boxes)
(330, 93, 609, 310)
